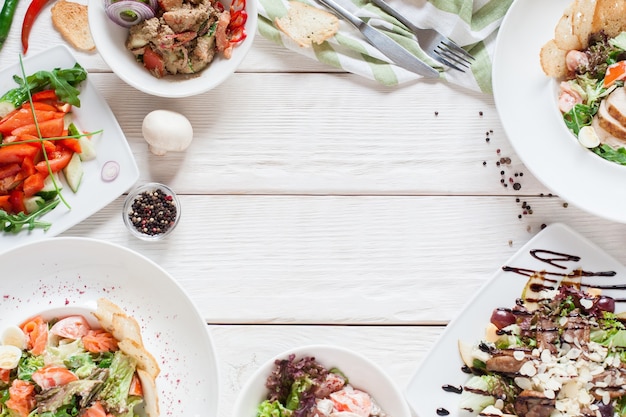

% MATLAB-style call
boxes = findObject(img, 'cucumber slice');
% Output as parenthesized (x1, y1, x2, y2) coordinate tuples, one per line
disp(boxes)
(37, 173, 62, 200)
(63, 153, 83, 193)
(68, 123, 97, 161)
(24, 196, 45, 214)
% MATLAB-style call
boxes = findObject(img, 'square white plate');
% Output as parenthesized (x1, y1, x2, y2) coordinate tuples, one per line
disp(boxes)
(405, 223, 626, 417)
(0, 45, 139, 251)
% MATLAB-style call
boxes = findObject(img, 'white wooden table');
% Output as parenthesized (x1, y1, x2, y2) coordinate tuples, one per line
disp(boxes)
(3, 2, 626, 416)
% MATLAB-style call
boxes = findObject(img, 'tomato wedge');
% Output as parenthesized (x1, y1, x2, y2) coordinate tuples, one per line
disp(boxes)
(35, 147, 73, 174)
(50, 315, 91, 339)
(0, 195, 12, 212)
(0, 163, 22, 180)
(0, 144, 39, 165)
(604, 61, 626, 88)
(0, 109, 65, 135)
(11, 117, 65, 137)
(22, 172, 45, 198)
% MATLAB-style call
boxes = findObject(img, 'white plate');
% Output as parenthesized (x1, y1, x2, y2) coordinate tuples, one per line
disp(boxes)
(405, 222, 626, 417)
(0, 45, 139, 251)
(492, 0, 626, 223)
(0, 237, 219, 417)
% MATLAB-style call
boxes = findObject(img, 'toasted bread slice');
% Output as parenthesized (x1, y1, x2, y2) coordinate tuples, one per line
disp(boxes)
(540, 39, 568, 78)
(572, 0, 596, 49)
(554, 3, 582, 50)
(51, 0, 95, 52)
(591, 0, 626, 39)
(275, 1, 339, 47)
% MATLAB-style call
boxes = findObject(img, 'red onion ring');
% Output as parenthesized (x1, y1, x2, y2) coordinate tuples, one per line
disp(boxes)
(104, 0, 156, 27)
(101, 161, 120, 182)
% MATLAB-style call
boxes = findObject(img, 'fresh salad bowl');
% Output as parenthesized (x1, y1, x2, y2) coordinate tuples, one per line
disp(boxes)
(87, 0, 257, 98)
(0, 237, 219, 417)
(233, 345, 411, 417)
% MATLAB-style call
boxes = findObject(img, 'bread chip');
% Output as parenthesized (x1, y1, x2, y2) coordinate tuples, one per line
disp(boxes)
(540, 39, 568, 78)
(51, 0, 95, 52)
(93, 298, 126, 332)
(591, 0, 626, 39)
(572, 0, 596, 48)
(275, 1, 339, 47)
(119, 338, 161, 380)
(137, 369, 160, 417)
(554, 10, 581, 50)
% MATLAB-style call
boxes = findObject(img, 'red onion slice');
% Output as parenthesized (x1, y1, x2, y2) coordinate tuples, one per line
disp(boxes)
(101, 161, 120, 182)
(104, 0, 156, 27)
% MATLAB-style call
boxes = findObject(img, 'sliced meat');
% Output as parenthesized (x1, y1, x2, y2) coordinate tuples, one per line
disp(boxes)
(561, 316, 590, 345)
(486, 350, 529, 375)
(536, 318, 558, 353)
(513, 390, 556, 417)
(162, 7, 209, 33)
(597, 99, 626, 140)
(606, 86, 626, 125)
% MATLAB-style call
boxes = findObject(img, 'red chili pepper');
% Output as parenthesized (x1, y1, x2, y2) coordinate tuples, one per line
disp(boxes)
(228, 9, 247, 30)
(229, 26, 246, 44)
(21, 0, 52, 54)
(230, 0, 245, 12)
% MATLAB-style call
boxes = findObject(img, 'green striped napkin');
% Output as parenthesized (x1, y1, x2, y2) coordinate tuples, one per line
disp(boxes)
(257, 0, 513, 93)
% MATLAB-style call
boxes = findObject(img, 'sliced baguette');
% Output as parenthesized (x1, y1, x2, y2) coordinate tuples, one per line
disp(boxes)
(540, 39, 568, 78)
(572, 0, 596, 48)
(275, 1, 339, 47)
(51, 0, 95, 52)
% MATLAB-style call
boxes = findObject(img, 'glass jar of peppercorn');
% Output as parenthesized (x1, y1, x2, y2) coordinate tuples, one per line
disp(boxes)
(123, 183, 180, 240)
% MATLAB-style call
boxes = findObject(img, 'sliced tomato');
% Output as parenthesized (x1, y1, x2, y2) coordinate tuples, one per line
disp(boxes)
(0, 368, 10, 383)
(0, 144, 39, 165)
(31, 365, 79, 390)
(11, 117, 65, 138)
(50, 316, 91, 339)
(0, 172, 25, 194)
(58, 138, 81, 154)
(21, 156, 36, 177)
(21, 101, 58, 112)
(604, 60, 626, 88)
(31, 89, 58, 102)
(0, 163, 21, 180)
(129, 373, 143, 397)
(142, 46, 165, 78)
(23, 172, 46, 198)
(5, 379, 36, 417)
(8, 190, 25, 214)
(0, 109, 65, 135)
(82, 401, 114, 417)
(35, 148, 73, 174)
(0, 195, 12, 212)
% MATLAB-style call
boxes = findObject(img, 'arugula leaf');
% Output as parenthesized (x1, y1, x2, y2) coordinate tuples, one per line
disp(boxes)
(592, 144, 626, 165)
(0, 198, 61, 233)
(563, 103, 595, 135)
(0, 62, 87, 108)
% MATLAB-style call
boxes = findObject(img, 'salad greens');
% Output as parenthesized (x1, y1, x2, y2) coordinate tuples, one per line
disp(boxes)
(0, 63, 87, 111)
(457, 273, 626, 416)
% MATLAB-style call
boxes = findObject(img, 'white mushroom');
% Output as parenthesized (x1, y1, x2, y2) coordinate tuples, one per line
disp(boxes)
(142, 110, 194, 156)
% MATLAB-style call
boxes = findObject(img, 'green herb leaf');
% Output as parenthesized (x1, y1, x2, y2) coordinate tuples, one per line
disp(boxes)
(592, 144, 626, 165)
(563, 103, 595, 135)
(0, 198, 61, 233)
(0, 62, 87, 108)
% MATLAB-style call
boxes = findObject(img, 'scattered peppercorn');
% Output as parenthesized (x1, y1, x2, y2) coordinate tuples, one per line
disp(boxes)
(434, 111, 439, 116)
(483, 161, 487, 166)
(128, 188, 178, 237)
(513, 183, 521, 190)
(479, 111, 483, 116)
(563, 202, 569, 208)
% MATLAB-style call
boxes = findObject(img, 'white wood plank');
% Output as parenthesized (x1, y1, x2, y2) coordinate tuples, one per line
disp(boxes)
(61, 194, 626, 324)
(83, 72, 546, 195)
(209, 325, 444, 417)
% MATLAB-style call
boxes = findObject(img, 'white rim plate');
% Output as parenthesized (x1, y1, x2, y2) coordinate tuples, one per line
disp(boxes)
(492, 0, 626, 223)
(405, 222, 626, 417)
(0, 237, 219, 417)
(0, 45, 139, 252)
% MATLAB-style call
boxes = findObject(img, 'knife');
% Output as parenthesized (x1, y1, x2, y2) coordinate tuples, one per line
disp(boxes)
(315, 0, 439, 78)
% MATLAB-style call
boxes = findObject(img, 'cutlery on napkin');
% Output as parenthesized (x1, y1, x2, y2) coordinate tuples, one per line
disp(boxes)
(257, 0, 514, 93)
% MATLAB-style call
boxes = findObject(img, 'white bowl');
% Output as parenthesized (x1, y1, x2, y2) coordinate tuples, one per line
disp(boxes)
(233, 345, 411, 417)
(87, 0, 257, 98)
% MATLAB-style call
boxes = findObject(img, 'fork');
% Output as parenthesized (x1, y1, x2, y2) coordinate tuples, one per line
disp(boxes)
(369, 0, 474, 72)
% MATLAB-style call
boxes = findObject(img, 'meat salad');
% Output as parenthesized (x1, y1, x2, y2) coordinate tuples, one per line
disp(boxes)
(457, 273, 626, 417)
(124, 0, 245, 77)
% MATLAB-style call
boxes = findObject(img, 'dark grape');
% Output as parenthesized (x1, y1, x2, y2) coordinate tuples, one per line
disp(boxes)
(596, 296, 615, 313)
(490, 308, 516, 329)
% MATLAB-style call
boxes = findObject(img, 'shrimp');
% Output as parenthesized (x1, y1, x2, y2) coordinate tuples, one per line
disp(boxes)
(558, 81, 583, 113)
(565, 50, 589, 72)
(31, 365, 79, 390)
(329, 386, 373, 417)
